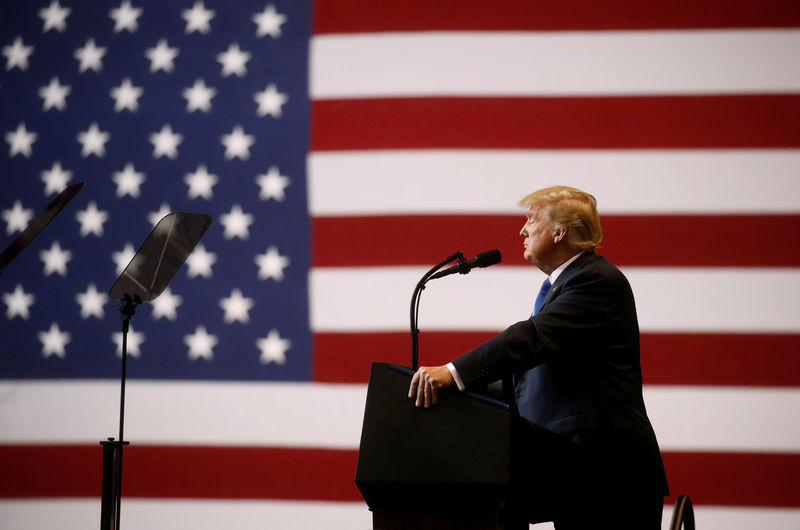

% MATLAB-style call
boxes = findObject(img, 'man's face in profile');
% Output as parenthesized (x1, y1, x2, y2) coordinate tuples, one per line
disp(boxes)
(520, 205, 557, 270)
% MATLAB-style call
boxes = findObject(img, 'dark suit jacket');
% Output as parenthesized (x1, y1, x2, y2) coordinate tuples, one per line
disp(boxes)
(452, 252, 669, 498)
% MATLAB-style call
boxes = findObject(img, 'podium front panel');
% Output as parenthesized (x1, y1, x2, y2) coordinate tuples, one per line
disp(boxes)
(355, 362, 576, 520)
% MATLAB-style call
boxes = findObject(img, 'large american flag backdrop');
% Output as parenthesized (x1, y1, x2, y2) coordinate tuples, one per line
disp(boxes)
(2, 1, 799, 528)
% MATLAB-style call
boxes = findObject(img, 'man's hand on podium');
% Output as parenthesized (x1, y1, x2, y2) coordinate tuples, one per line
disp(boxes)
(408, 366, 455, 408)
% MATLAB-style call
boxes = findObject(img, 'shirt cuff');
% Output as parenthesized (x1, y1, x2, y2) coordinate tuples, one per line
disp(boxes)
(446, 362, 466, 391)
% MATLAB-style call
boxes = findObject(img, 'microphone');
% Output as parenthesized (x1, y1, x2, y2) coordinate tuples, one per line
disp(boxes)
(429, 249, 501, 280)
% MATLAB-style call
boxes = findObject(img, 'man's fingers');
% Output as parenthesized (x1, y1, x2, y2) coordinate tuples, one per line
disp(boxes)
(416, 368, 425, 407)
(408, 371, 420, 399)
(410, 367, 447, 408)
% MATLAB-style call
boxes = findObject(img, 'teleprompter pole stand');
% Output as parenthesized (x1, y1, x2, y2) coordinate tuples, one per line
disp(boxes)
(100, 294, 140, 530)
(99, 212, 213, 530)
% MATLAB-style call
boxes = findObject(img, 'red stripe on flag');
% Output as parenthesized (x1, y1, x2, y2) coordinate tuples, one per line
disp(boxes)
(312, 331, 495, 383)
(313, 331, 800, 387)
(311, 215, 800, 268)
(314, 0, 800, 33)
(0, 445, 360, 501)
(311, 96, 800, 151)
(641, 333, 800, 387)
(3, 445, 800, 508)
(663, 451, 800, 508)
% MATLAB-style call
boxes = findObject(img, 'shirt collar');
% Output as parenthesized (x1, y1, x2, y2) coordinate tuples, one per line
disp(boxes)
(549, 251, 584, 285)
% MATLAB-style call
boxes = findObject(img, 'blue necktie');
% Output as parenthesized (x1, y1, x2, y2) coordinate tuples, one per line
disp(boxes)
(532, 278, 551, 316)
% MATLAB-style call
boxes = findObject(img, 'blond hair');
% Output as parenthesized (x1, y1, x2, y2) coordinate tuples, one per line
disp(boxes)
(520, 186, 602, 251)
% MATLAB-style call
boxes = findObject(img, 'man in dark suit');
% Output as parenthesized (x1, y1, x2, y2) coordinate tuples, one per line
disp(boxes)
(408, 186, 668, 529)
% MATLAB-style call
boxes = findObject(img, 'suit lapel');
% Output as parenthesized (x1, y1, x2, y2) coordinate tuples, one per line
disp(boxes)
(539, 252, 597, 310)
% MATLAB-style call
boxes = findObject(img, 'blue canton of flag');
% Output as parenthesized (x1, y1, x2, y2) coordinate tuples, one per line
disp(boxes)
(0, 1, 312, 382)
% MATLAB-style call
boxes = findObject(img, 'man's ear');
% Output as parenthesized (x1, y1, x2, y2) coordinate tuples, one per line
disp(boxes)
(553, 226, 567, 244)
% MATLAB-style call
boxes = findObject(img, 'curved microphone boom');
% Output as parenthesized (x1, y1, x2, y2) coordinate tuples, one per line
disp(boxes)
(410, 250, 464, 370)
(429, 249, 502, 280)
(410, 249, 502, 370)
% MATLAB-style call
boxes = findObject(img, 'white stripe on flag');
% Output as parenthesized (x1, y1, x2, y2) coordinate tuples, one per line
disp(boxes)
(309, 150, 800, 215)
(311, 30, 800, 98)
(0, 381, 366, 448)
(310, 267, 800, 333)
(644, 386, 800, 453)
(3, 382, 800, 452)
(0, 499, 372, 530)
(2, 499, 799, 530)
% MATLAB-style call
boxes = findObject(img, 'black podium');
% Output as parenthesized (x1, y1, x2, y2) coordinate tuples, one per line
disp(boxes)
(355, 362, 581, 530)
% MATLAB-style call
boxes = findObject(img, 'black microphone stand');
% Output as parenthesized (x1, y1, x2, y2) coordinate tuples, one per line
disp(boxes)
(409, 251, 465, 370)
